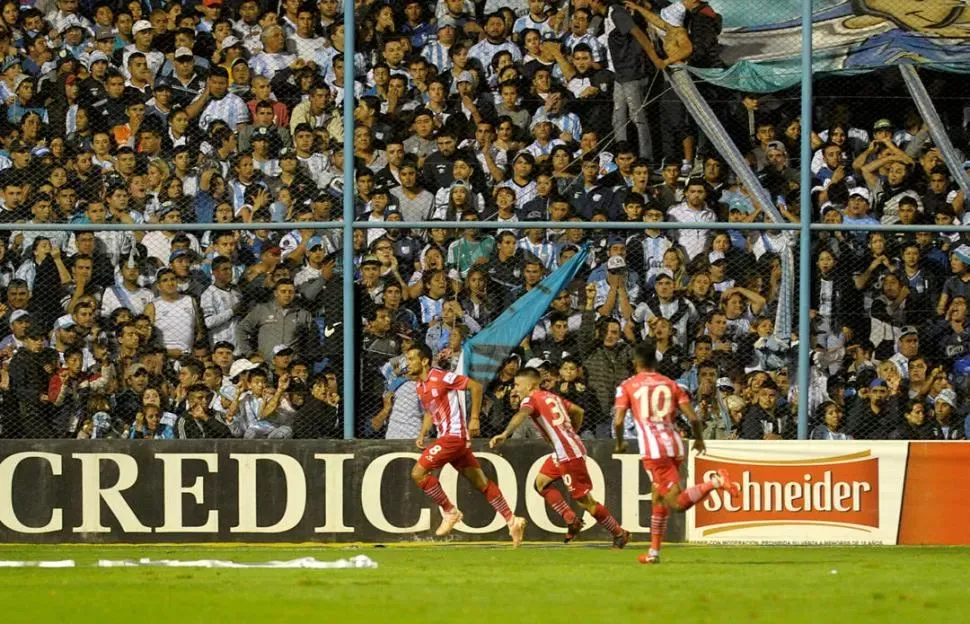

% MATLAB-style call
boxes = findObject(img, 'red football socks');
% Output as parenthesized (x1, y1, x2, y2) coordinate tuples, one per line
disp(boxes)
(540, 486, 577, 524)
(592, 503, 623, 537)
(675, 482, 715, 511)
(482, 481, 514, 522)
(651, 505, 669, 552)
(418, 475, 454, 512)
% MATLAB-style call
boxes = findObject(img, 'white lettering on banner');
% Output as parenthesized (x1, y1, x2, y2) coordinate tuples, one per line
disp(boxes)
(73, 453, 151, 533)
(230, 454, 307, 534)
(312, 454, 354, 534)
(613, 453, 652, 532)
(0, 452, 62, 533)
(439, 452, 517, 534)
(704, 470, 873, 514)
(524, 457, 607, 533)
(360, 453, 430, 533)
(156, 454, 219, 533)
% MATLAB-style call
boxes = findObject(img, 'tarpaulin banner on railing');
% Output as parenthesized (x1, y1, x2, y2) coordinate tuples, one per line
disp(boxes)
(687, 441, 970, 545)
(693, 1, 970, 91)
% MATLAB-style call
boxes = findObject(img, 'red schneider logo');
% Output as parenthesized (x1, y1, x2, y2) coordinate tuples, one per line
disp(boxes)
(694, 451, 880, 534)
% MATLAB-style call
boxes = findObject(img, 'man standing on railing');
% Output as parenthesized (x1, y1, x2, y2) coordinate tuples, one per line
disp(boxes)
(590, 0, 652, 162)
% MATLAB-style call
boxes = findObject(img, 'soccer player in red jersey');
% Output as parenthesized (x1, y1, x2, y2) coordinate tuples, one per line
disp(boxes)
(489, 368, 631, 548)
(614, 343, 740, 564)
(406, 345, 528, 545)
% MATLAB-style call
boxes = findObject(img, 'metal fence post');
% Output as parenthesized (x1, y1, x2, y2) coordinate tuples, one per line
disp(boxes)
(797, 0, 813, 440)
(342, 1, 356, 441)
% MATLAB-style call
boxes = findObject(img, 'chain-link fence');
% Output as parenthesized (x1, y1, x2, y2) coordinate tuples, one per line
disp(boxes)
(0, 223, 345, 440)
(0, 0, 967, 442)
(807, 223, 967, 442)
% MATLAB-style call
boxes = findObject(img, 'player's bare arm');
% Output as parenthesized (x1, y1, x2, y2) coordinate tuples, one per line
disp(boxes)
(489, 409, 531, 448)
(613, 406, 628, 453)
(568, 403, 585, 431)
(415, 412, 432, 449)
(467, 377, 483, 437)
(680, 402, 707, 455)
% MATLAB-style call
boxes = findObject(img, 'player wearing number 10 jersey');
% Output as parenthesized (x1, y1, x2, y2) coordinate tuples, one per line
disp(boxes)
(407, 344, 527, 546)
(489, 368, 630, 548)
(614, 343, 740, 564)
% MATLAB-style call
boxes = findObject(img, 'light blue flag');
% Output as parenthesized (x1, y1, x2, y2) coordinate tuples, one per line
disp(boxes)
(458, 244, 590, 386)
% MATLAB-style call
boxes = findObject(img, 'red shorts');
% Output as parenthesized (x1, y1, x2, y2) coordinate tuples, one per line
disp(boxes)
(642, 457, 683, 496)
(539, 455, 593, 499)
(418, 436, 481, 472)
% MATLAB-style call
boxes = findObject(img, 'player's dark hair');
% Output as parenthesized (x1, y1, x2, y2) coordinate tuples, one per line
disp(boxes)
(411, 343, 433, 365)
(633, 341, 657, 371)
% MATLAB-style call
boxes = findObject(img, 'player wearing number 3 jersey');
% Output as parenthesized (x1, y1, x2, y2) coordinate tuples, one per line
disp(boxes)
(489, 368, 631, 549)
(407, 344, 527, 546)
(614, 343, 740, 564)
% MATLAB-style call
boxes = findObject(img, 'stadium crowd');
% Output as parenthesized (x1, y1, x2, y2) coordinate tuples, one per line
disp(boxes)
(0, 0, 964, 442)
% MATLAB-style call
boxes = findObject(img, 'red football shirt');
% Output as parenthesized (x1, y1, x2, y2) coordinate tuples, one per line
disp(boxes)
(614, 371, 690, 460)
(415, 368, 470, 439)
(520, 389, 586, 462)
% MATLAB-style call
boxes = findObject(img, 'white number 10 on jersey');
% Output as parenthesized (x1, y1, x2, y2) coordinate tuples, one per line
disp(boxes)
(633, 385, 673, 423)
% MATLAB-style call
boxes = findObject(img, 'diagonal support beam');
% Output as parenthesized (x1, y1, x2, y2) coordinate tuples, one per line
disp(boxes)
(666, 66, 785, 224)
(899, 64, 970, 200)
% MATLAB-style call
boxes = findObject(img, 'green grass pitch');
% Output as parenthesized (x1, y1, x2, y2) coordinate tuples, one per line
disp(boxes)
(1, 544, 968, 623)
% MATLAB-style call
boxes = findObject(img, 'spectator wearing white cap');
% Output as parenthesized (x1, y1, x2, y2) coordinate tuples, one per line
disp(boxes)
(888, 325, 920, 379)
(269, 343, 295, 380)
(167, 47, 208, 109)
(931, 389, 965, 440)
(50, 314, 92, 370)
(0, 309, 30, 354)
(587, 237, 641, 319)
(841, 186, 879, 243)
(123, 20, 164, 79)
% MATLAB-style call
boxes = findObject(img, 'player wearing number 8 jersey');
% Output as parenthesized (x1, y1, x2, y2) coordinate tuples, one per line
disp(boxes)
(614, 342, 740, 564)
(490, 368, 630, 548)
(407, 345, 527, 546)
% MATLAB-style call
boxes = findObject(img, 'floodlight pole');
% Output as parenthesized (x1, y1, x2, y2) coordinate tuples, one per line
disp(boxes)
(797, 0, 813, 440)
(342, 0, 356, 440)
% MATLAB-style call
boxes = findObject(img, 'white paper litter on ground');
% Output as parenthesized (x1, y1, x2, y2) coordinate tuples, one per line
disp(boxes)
(97, 555, 378, 569)
(0, 560, 75, 568)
